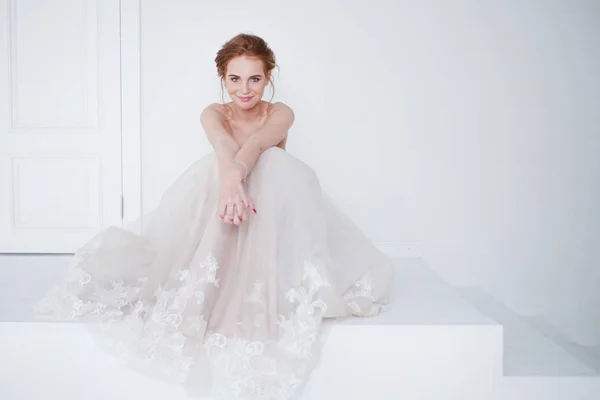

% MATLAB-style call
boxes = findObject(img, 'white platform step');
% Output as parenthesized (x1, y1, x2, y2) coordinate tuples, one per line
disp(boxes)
(0, 258, 503, 400)
(456, 287, 600, 400)
(304, 260, 503, 400)
(457, 287, 597, 376)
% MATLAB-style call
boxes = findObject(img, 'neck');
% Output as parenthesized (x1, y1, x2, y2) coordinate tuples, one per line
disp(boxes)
(230, 102, 265, 122)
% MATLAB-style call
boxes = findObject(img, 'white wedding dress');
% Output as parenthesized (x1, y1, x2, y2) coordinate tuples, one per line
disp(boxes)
(34, 146, 395, 400)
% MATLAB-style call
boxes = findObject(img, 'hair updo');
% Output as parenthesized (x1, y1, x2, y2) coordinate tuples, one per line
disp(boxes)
(215, 33, 278, 114)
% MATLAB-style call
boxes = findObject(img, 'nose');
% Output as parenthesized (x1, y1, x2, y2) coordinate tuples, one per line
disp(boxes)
(241, 81, 250, 94)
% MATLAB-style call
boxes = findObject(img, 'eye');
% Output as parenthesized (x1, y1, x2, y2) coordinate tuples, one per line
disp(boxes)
(252, 77, 261, 83)
(231, 77, 238, 82)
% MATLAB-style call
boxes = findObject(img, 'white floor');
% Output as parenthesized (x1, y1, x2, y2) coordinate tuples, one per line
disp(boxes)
(0, 255, 599, 400)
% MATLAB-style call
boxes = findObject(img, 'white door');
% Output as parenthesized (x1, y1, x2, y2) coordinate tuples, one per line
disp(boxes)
(0, 0, 123, 253)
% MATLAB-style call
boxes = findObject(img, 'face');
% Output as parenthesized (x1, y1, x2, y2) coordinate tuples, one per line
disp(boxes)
(223, 55, 270, 110)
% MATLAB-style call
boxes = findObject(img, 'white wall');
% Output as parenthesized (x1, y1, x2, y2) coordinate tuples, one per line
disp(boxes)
(139, 0, 600, 345)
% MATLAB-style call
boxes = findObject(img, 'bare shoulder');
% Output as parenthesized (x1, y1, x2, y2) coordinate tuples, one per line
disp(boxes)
(201, 103, 230, 122)
(269, 101, 293, 113)
(267, 101, 295, 121)
(202, 102, 222, 113)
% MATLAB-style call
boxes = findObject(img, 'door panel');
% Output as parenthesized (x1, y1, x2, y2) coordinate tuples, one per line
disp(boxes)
(0, 0, 122, 252)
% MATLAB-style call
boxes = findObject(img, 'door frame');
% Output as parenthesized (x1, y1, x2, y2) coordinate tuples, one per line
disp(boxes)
(120, 0, 142, 233)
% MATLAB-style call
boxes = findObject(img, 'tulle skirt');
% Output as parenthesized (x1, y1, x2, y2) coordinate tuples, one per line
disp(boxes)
(33, 146, 395, 400)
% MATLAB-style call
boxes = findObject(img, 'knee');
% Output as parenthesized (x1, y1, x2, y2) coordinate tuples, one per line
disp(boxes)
(262, 146, 285, 156)
(258, 146, 287, 164)
(253, 146, 299, 179)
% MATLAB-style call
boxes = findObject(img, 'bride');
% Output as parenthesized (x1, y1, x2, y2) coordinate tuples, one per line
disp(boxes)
(34, 33, 395, 400)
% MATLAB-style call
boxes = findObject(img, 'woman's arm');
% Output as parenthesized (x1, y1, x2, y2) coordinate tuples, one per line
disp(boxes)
(200, 103, 241, 176)
(201, 103, 255, 224)
(232, 102, 295, 177)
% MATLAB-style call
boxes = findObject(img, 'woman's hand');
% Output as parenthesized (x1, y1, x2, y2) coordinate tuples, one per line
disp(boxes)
(217, 167, 256, 225)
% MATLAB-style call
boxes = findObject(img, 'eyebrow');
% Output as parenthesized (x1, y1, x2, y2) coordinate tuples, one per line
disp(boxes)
(227, 74, 263, 78)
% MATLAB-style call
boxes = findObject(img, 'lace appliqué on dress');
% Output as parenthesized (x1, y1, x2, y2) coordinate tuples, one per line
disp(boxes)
(202, 260, 331, 400)
(34, 255, 343, 400)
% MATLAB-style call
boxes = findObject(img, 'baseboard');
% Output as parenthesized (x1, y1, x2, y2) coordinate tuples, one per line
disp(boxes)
(374, 241, 423, 259)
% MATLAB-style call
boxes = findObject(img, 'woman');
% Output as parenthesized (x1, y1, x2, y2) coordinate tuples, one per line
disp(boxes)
(34, 33, 395, 400)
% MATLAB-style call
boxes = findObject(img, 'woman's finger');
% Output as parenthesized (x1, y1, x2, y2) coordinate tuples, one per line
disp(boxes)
(247, 197, 256, 214)
(237, 187, 249, 209)
(224, 203, 236, 224)
(238, 188, 255, 215)
(217, 199, 227, 219)
(234, 197, 245, 218)
(240, 206, 248, 222)
(233, 205, 242, 225)
(243, 193, 254, 214)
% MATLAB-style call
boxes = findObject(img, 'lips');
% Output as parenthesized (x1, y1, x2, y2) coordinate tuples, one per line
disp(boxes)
(238, 96, 253, 102)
